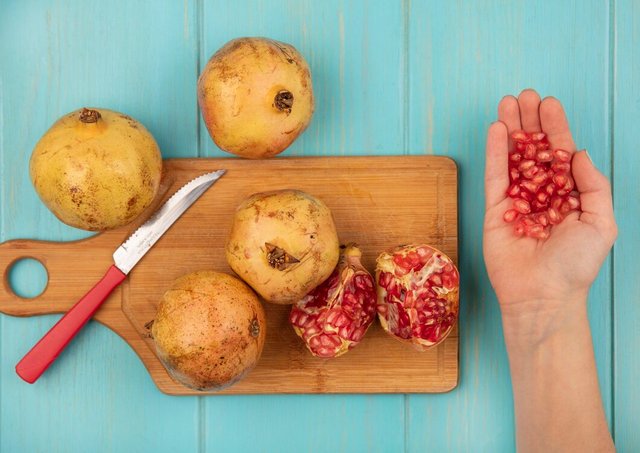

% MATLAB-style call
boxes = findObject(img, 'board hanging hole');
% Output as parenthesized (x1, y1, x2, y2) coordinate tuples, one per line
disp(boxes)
(7, 258, 48, 299)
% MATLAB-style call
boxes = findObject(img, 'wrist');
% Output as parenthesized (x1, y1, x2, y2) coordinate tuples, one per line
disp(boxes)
(500, 294, 589, 350)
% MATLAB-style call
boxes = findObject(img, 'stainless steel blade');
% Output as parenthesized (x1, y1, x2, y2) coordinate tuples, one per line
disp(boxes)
(112, 169, 225, 274)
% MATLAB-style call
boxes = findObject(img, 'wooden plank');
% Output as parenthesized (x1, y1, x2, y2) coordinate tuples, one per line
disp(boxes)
(613, 0, 640, 449)
(0, 2, 201, 452)
(198, 1, 407, 449)
(200, 0, 406, 158)
(406, 1, 613, 450)
(0, 155, 459, 395)
(203, 394, 405, 452)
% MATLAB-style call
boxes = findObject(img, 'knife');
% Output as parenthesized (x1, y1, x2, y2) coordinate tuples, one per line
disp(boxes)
(15, 169, 226, 384)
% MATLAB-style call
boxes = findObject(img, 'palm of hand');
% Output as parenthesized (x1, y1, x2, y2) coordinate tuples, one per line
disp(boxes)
(483, 90, 616, 312)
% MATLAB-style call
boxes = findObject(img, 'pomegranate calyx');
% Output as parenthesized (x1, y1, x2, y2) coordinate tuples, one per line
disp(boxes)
(79, 108, 101, 123)
(274, 90, 294, 114)
(265, 242, 300, 270)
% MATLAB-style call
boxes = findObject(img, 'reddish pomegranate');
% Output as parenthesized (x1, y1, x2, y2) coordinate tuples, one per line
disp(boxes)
(289, 245, 376, 358)
(376, 245, 459, 351)
(504, 130, 581, 239)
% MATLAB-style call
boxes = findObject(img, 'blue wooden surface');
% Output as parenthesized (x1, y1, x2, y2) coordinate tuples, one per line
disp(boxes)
(613, 0, 640, 450)
(0, 1, 636, 452)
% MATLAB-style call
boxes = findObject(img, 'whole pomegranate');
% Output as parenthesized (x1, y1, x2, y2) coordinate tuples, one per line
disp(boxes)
(152, 271, 266, 391)
(197, 37, 314, 159)
(376, 245, 459, 351)
(290, 244, 377, 358)
(225, 189, 339, 304)
(30, 108, 162, 231)
(504, 130, 581, 239)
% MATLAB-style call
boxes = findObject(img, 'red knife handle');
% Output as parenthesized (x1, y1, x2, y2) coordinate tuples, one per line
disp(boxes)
(15, 264, 127, 384)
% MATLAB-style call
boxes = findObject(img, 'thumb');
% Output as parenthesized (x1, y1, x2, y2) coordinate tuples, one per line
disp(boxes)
(572, 150, 616, 229)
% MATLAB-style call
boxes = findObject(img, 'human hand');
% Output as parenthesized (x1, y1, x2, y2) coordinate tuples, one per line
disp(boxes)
(483, 89, 617, 336)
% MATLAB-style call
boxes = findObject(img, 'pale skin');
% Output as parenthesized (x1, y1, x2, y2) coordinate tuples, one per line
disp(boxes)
(484, 89, 617, 452)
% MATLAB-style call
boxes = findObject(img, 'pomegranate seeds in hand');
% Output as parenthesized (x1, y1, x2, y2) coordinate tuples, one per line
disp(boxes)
(504, 130, 581, 239)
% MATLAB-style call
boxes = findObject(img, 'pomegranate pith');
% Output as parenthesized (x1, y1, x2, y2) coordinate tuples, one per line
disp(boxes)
(376, 244, 459, 351)
(289, 244, 376, 358)
(505, 130, 581, 238)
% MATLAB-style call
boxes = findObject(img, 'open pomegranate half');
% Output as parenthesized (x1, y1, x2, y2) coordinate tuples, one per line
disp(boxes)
(289, 244, 377, 358)
(376, 244, 459, 351)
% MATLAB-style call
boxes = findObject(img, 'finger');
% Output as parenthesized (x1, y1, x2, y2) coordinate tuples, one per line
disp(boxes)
(517, 89, 542, 132)
(540, 96, 576, 152)
(572, 150, 616, 234)
(498, 95, 521, 133)
(485, 121, 510, 210)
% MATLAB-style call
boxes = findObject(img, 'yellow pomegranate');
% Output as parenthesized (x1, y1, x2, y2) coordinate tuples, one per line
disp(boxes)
(226, 189, 340, 304)
(29, 108, 163, 231)
(197, 37, 314, 159)
(152, 271, 266, 391)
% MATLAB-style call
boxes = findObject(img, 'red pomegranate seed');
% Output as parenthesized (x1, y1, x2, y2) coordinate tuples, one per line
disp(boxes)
(514, 221, 526, 236)
(516, 142, 526, 152)
(553, 172, 569, 188)
(547, 207, 562, 224)
(507, 183, 521, 197)
(536, 150, 553, 162)
(545, 183, 556, 196)
(566, 195, 580, 210)
(512, 130, 529, 142)
(524, 144, 537, 159)
(536, 191, 549, 203)
(532, 200, 547, 212)
(518, 160, 536, 172)
(520, 180, 539, 193)
(531, 132, 546, 141)
(526, 224, 550, 240)
(553, 149, 572, 162)
(536, 141, 550, 150)
(503, 209, 518, 223)
(564, 175, 575, 191)
(536, 212, 549, 226)
(509, 152, 523, 163)
(522, 166, 540, 179)
(514, 199, 531, 214)
(531, 171, 549, 184)
(552, 161, 571, 173)
(510, 168, 520, 181)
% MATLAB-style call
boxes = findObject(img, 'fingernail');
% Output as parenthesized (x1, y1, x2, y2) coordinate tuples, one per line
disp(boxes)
(584, 149, 593, 165)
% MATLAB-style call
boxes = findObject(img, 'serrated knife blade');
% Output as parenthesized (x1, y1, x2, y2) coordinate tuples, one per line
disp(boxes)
(113, 169, 225, 274)
(15, 169, 226, 384)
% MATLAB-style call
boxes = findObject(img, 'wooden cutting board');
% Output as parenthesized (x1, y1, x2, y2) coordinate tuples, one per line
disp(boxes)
(0, 156, 458, 395)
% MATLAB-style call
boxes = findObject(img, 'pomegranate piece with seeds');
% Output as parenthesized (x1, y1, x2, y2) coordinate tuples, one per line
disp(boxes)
(289, 244, 376, 358)
(504, 130, 581, 238)
(376, 244, 459, 351)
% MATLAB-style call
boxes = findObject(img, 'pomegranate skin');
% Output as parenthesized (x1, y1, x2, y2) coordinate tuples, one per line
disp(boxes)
(376, 245, 460, 351)
(290, 245, 377, 358)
